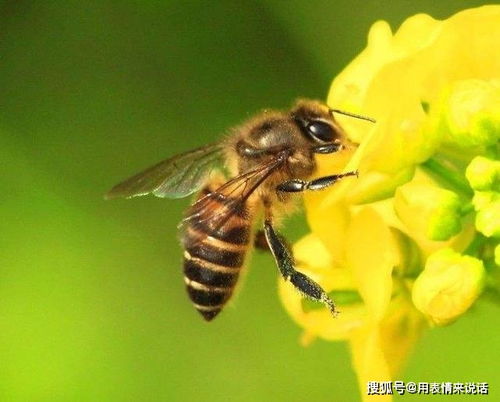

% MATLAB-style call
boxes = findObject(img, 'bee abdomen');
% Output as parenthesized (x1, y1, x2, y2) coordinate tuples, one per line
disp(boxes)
(182, 194, 252, 321)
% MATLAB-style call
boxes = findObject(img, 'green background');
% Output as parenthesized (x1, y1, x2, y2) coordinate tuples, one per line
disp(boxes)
(1, 1, 498, 401)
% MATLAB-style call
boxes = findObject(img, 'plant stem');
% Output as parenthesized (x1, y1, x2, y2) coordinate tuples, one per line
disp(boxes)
(421, 157, 473, 198)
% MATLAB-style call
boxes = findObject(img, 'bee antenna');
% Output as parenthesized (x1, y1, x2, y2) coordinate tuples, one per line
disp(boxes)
(329, 109, 376, 123)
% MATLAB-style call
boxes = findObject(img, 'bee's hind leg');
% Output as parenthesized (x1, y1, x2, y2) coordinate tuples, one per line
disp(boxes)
(262, 213, 338, 317)
(254, 229, 290, 253)
(254, 230, 271, 252)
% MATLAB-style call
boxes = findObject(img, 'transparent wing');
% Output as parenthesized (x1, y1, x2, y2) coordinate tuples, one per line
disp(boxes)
(182, 150, 288, 234)
(105, 143, 225, 200)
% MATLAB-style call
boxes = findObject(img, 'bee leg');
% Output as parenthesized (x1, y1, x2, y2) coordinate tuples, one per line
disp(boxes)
(276, 170, 358, 193)
(254, 230, 270, 251)
(263, 219, 338, 317)
(254, 229, 290, 253)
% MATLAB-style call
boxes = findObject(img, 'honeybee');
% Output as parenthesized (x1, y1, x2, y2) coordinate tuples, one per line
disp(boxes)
(106, 99, 374, 321)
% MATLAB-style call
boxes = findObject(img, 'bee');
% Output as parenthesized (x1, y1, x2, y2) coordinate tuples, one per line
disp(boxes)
(106, 99, 374, 321)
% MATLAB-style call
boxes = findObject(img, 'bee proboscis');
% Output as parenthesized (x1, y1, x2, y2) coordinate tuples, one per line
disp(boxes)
(106, 99, 374, 321)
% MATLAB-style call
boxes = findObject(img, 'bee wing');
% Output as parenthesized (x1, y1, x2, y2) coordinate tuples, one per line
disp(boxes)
(105, 143, 225, 200)
(182, 151, 288, 232)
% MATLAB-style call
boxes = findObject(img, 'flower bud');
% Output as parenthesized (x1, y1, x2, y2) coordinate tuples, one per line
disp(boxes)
(347, 167, 415, 204)
(472, 191, 499, 211)
(412, 248, 485, 325)
(475, 200, 500, 238)
(465, 156, 500, 191)
(437, 79, 500, 148)
(394, 182, 462, 241)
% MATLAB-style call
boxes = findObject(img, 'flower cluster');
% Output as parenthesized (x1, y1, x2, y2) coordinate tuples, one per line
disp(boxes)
(278, 6, 500, 401)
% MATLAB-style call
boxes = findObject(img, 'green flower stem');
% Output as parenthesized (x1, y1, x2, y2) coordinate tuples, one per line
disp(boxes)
(485, 143, 499, 159)
(463, 234, 486, 259)
(460, 202, 475, 216)
(421, 157, 473, 198)
(482, 287, 500, 305)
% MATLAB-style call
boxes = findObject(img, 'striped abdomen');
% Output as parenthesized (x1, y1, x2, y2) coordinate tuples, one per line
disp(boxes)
(182, 186, 252, 321)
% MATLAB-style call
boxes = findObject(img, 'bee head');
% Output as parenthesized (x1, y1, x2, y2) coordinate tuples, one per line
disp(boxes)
(291, 99, 375, 145)
(290, 99, 345, 144)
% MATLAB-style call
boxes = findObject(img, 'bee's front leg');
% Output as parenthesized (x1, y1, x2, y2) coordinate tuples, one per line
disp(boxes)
(276, 170, 358, 193)
(262, 217, 338, 317)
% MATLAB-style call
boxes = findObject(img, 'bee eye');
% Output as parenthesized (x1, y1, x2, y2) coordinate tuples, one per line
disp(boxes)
(307, 121, 334, 142)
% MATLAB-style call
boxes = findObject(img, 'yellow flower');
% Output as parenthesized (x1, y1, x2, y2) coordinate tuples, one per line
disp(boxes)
(279, 233, 368, 344)
(279, 6, 500, 402)
(412, 248, 485, 325)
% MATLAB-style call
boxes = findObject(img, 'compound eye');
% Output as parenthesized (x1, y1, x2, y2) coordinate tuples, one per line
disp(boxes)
(307, 121, 334, 142)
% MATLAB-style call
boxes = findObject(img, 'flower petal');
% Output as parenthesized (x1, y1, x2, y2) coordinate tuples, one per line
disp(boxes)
(346, 207, 399, 320)
(349, 323, 392, 402)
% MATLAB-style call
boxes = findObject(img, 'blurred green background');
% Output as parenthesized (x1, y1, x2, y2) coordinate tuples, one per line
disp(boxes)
(1, 1, 499, 401)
